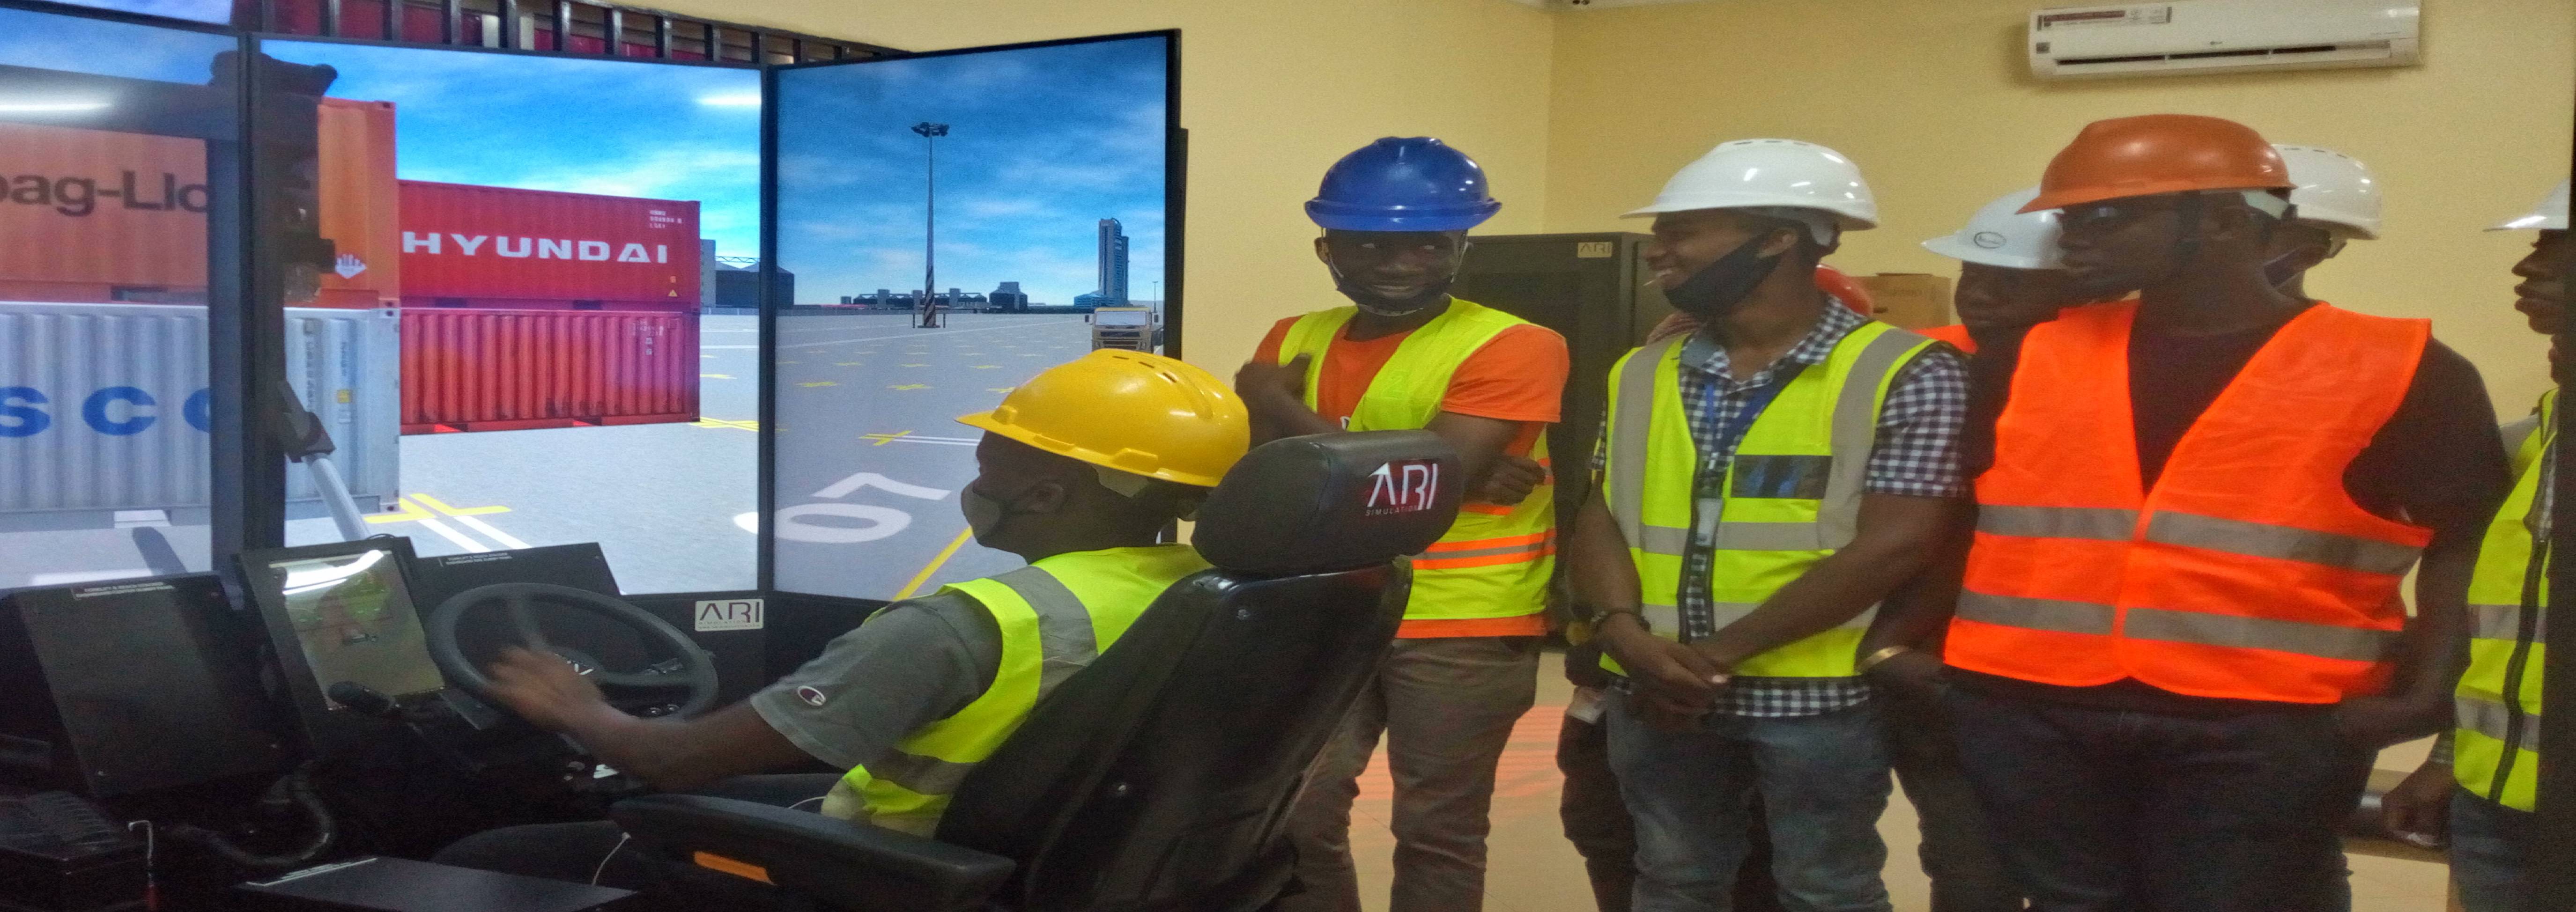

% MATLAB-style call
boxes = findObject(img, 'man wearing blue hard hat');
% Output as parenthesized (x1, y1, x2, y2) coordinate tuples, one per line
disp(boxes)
(1239, 137, 1569, 912)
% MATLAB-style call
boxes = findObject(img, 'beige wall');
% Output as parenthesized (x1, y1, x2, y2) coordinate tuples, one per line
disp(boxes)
(643, 0, 1558, 374)
(649, 0, 2569, 410)
(1544, 0, 2575, 415)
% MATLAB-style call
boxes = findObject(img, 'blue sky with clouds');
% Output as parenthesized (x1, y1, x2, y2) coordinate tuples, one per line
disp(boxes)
(260, 41, 764, 260)
(43, 0, 230, 24)
(0, 7, 237, 83)
(776, 36, 1169, 307)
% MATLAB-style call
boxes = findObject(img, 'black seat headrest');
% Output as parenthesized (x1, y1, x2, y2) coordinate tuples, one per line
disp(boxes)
(1193, 430, 1460, 576)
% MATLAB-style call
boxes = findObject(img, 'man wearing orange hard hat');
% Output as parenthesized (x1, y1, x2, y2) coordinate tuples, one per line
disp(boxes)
(1877, 114, 2512, 911)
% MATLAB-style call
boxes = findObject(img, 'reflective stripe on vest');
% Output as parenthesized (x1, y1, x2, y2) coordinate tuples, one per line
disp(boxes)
(1278, 300, 1557, 622)
(1946, 302, 2432, 704)
(1601, 321, 1930, 678)
(824, 544, 1208, 834)
(2456, 389, 2554, 811)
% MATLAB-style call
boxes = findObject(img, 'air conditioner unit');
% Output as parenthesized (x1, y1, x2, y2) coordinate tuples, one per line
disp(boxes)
(2029, 0, 2420, 80)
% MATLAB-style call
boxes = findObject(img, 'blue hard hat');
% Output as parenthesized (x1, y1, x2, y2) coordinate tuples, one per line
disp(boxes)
(1306, 137, 1502, 232)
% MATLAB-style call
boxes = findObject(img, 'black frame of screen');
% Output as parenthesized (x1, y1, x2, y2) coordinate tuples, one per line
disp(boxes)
(757, 28, 1184, 596)
(234, 0, 896, 65)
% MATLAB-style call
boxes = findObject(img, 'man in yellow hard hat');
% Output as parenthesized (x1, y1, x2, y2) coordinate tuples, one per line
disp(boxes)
(431, 349, 1250, 888)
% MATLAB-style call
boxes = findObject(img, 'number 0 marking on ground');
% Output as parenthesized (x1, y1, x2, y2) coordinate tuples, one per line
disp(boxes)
(771, 503, 912, 544)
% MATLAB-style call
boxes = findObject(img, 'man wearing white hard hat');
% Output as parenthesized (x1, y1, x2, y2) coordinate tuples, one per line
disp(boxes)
(1904, 187, 2086, 355)
(2264, 145, 2384, 299)
(2379, 178, 2571, 912)
(1568, 138, 1965, 912)
(1847, 185, 2094, 912)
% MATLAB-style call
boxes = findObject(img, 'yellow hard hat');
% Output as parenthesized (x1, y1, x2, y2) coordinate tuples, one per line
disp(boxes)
(957, 349, 1251, 488)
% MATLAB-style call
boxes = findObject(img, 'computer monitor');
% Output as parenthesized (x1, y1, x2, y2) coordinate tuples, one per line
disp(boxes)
(0, 574, 289, 797)
(236, 538, 446, 753)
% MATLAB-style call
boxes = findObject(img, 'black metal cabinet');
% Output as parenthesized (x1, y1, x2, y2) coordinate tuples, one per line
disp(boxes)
(1451, 232, 1671, 515)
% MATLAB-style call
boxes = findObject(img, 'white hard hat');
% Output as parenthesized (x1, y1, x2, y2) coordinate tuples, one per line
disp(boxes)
(2492, 179, 2571, 231)
(1624, 139, 1878, 244)
(1921, 187, 2063, 271)
(2272, 145, 2381, 240)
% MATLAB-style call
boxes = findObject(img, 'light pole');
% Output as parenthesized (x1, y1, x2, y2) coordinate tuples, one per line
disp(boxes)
(911, 121, 949, 326)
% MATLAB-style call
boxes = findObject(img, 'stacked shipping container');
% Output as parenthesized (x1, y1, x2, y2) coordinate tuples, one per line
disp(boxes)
(0, 99, 704, 451)
(397, 181, 701, 432)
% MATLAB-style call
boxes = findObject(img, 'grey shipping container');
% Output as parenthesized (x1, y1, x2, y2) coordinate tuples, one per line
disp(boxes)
(0, 302, 401, 525)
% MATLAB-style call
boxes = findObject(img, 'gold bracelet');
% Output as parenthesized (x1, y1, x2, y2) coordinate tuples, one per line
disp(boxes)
(1856, 645, 1914, 674)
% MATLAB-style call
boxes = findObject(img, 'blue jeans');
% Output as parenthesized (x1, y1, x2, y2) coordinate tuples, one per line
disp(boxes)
(2450, 788, 2536, 912)
(1944, 686, 2370, 912)
(1604, 696, 1894, 912)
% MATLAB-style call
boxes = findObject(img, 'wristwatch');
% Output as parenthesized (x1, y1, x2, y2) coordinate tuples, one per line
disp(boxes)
(1595, 608, 1650, 635)
(1857, 645, 1914, 674)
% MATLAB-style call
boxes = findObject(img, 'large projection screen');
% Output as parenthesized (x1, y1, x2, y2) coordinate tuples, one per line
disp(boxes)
(767, 31, 1178, 601)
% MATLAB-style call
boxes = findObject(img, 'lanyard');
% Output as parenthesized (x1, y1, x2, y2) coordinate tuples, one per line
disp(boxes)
(1692, 363, 1804, 548)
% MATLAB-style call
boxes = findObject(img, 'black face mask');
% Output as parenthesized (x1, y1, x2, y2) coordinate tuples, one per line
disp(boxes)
(2260, 249, 2307, 289)
(1664, 232, 1784, 320)
(1328, 261, 1458, 317)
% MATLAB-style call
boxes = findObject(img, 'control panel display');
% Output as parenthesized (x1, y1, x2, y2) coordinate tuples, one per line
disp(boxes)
(264, 548, 444, 705)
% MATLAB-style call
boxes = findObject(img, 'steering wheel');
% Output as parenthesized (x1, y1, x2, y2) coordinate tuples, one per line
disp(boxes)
(425, 583, 720, 720)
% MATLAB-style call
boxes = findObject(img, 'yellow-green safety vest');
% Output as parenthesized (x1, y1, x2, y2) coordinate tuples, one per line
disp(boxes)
(2457, 388, 2554, 811)
(1599, 321, 1932, 678)
(1276, 299, 1557, 622)
(820, 544, 1209, 834)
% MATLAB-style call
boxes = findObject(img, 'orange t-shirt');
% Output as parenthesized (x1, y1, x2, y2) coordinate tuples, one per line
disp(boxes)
(1253, 311, 1569, 638)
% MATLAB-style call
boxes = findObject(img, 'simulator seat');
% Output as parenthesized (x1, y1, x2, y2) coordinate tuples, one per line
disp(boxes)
(609, 430, 1465, 912)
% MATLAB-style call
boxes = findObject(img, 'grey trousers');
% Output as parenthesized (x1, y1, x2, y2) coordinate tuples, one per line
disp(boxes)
(1281, 635, 1541, 912)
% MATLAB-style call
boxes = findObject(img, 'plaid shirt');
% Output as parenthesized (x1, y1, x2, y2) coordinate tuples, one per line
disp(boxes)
(1596, 303, 1969, 717)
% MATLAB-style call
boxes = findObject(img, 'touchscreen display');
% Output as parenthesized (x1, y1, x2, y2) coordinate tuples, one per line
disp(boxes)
(267, 549, 444, 704)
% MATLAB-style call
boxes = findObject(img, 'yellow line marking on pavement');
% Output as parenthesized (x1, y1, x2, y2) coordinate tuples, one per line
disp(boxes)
(988, 387, 1015, 393)
(411, 493, 509, 516)
(892, 529, 975, 601)
(799, 381, 838, 388)
(1020, 353, 1041, 357)
(972, 365, 999, 369)
(864, 431, 914, 446)
(902, 363, 927, 367)
(366, 496, 431, 524)
(835, 361, 864, 367)
(702, 374, 733, 379)
(890, 383, 929, 390)
(694, 418, 761, 431)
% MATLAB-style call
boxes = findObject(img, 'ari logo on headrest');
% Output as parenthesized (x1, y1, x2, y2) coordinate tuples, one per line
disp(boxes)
(1365, 460, 1442, 516)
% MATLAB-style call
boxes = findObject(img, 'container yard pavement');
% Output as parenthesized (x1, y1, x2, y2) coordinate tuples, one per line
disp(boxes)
(309, 311, 1095, 597)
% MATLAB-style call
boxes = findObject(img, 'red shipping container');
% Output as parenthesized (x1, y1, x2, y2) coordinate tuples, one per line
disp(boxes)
(399, 181, 700, 307)
(0, 99, 401, 307)
(400, 309, 699, 434)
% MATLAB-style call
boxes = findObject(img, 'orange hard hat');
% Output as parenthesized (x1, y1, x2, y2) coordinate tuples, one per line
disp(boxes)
(2021, 114, 2293, 213)
(1814, 264, 1873, 315)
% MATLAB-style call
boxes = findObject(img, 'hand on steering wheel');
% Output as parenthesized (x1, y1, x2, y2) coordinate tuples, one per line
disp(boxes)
(426, 583, 721, 724)
(485, 646, 608, 734)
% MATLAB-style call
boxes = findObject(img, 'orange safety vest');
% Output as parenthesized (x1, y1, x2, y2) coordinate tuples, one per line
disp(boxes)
(1917, 324, 1976, 355)
(1945, 301, 2431, 704)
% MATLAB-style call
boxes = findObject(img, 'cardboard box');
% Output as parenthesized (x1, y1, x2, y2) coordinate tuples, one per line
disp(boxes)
(1854, 272, 1953, 329)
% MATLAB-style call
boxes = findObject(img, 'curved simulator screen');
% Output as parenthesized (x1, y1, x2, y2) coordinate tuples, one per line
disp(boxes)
(770, 32, 1177, 602)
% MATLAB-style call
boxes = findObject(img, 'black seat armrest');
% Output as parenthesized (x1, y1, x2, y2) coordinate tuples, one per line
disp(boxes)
(609, 794, 1016, 912)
